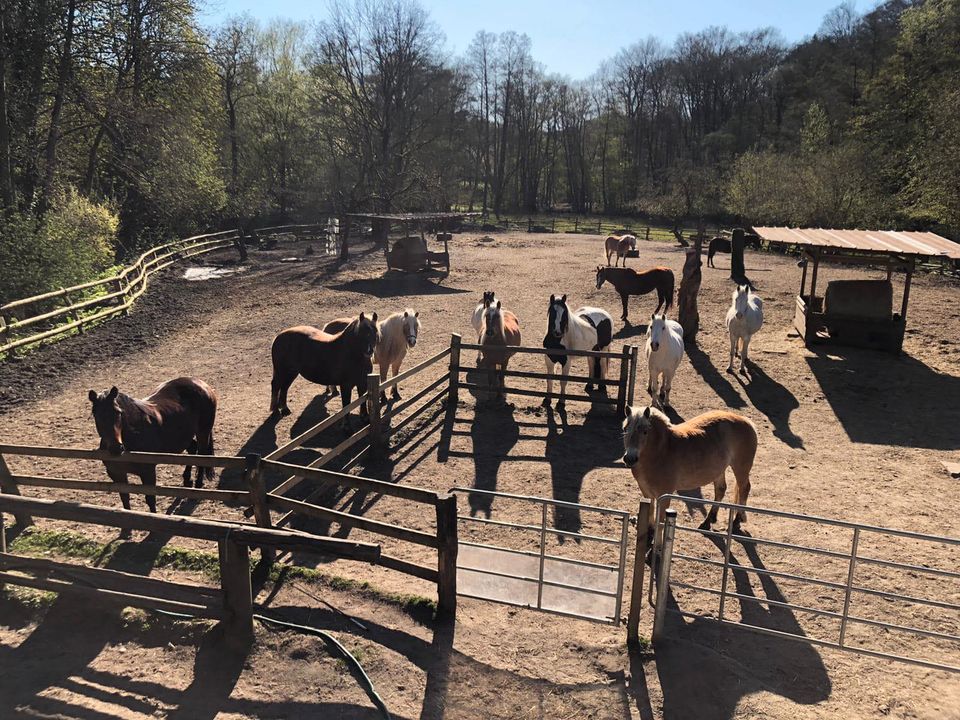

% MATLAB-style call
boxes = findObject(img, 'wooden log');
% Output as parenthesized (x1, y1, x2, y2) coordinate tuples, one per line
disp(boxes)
(448, 333, 461, 406)
(453, 366, 599, 385)
(0, 494, 380, 561)
(378, 347, 451, 392)
(616, 345, 630, 417)
(378, 553, 440, 582)
(0, 454, 32, 527)
(678, 246, 702, 341)
(219, 540, 253, 642)
(244, 454, 275, 564)
(458, 342, 623, 360)
(457, 382, 618, 405)
(435, 494, 459, 619)
(0, 444, 245, 468)
(266, 494, 439, 548)
(382, 374, 448, 421)
(262, 461, 439, 505)
(627, 499, 652, 647)
(10, 475, 249, 503)
(264, 393, 368, 461)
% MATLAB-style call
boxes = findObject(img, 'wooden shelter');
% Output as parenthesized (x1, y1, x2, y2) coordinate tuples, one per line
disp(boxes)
(346, 212, 479, 272)
(753, 227, 960, 353)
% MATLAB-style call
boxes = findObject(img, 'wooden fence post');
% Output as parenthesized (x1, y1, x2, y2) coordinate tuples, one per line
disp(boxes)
(244, 454, 274, 564)
(219, 539, 253, 644)
(447, 334, 461, 407)
(367, 372, 384, 455)
(616, 345, 631, 417)
(435, 493, 459, 619)
(627, 345, 638, 409)
(645, 227, 650, 243)
(628, 498, 652, 647)
(0, 454, 32, 528)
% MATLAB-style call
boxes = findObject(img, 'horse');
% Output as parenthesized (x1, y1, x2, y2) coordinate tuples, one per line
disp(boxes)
(542, 294, 613, 408)
(604, 234, 637, 266)
(645, 314, 684, 409)
(323, 309, 421, 400)
(707, 236, 730, 268)
(270, 313, 380, 425)
(88, 378, 218, 515)
(725, 285, 764, 375)
(622, 405, 757, 534)
(478, 301, 521, 403)
(596, 265, 674, 321)
(471, 291, 497, 364)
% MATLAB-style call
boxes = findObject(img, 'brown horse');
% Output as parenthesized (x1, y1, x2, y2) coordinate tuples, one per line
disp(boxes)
(270, 313, 380, 423)
(595, 265, 674, 321)
(478, 301, 521, 403)
(88, 377, 218, 513)
(604, 234, 637, 266)
(622, 406, 757, 534)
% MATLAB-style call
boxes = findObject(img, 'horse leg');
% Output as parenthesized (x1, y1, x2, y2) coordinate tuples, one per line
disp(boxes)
(727, 333, 737, 373)
(558, 360, 569, 409)
(543, 356, 554, 407)
(739, 334, 752, 375)
(600, 356, 609, 395)
(378, 362, 390, 403)
(661, 367, 674, 408)
(140, 465, 158, 514)
(340, 385, 355, 432)
(196, 429, 215, 488)
(700, 474, 727, 530)
(183, 439, 198, 488)
(620, 292, 629, 321)
(731, 462, 753, 532)
(647, 361, 659, 407)
(273, 371, 295, 416)
(606, 248, 612, 266)
(390, 362, 402, 400)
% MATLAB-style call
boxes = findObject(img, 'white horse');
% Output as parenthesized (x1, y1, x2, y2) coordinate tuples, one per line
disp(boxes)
(645, 314, 684, 409)
(471, 291, 497, 364)
(725, 285, 763, 374)
(323, 309, 421, 399)
(542, 294, 613, 408)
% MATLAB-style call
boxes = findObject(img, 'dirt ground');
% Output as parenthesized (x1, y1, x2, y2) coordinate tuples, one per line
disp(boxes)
(1, 231, 959, 719)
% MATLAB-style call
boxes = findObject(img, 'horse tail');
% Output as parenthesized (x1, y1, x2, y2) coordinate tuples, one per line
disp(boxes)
(665, 270, 676, 311)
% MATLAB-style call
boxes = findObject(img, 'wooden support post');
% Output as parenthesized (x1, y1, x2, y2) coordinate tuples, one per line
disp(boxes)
(627, 345, 638, 409)
(435, 493, 459, 619)
(809, 252, 820, 308)
(367, 372, 384, 455)
(800, 255, 809, 296)
(616, 346, 630, 417)
(730, 228, 746, 284)
(645, 227, 650, 243)
(627, 498, 652, 648)
(551, 218, 555, 233)
(0, 454, 32, 528)
(244, 454, 274, 564)
(447, 334, 461, 407)
(574, 217, 579, 232)
(219, 539, 253, 644)
(900, 260, 914, 322)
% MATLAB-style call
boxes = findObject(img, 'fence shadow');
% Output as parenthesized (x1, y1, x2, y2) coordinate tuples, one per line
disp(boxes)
(806, 349, 960, 449)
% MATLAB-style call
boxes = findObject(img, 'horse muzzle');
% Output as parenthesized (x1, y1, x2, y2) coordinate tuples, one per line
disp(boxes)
(101, 440, 125, 455)
(552, 330, 562, 339)
(622, 453, 638, 467)
(736, 312, 743, 320)
(407, 337, 417, 348)
(650, 342, 660, 352)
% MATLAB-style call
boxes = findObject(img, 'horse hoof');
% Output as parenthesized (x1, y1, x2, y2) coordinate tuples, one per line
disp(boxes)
(183, 478, 193, 488)
(195, 479, 204, 489)
(584, 384, 595, 393)
(541, 397, 551, 407)
(697, 519, 712, 531)
(392, 390, 401, 401)
(725, 366, 734, 374)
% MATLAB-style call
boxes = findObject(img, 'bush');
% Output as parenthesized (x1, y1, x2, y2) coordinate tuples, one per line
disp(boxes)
(0, 192, 118, 306)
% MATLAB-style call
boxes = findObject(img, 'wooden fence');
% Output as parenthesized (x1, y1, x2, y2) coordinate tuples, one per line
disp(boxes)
(448, 333, 639, 415)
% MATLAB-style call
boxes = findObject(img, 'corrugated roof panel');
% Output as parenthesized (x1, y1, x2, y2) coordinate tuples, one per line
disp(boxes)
(752, 227, 960, 260)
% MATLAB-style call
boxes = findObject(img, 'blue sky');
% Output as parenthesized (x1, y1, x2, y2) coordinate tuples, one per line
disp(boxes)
(199, 0, 856, 79)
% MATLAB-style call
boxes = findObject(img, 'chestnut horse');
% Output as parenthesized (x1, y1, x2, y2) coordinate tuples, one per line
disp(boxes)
(596, 265, 674, 321)
(605, 234, 636, 266)
(88, 377, 218, 513)
(622, 405, 757, 535)
(270, 313, 380, 423)
(478, 301, 521, 402)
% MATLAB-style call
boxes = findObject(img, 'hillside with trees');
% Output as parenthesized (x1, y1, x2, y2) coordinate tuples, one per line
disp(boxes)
(1, 0, 957, 302)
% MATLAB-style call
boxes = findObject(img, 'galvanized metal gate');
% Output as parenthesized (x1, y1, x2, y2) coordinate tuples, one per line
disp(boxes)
(450, 488, 632, 624)
(649, 494, 960, 673)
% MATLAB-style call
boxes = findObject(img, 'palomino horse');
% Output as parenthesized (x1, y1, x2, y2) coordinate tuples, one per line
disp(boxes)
(542, 294, 613, 407)
(725, 285, 764, 375)
(324, 309, 421, 400)
(471, 291, 497, 364)
(622, 405, 757, 534)
(645, 314, 685, 409)
(88, 378, 218, 513)
(604, 234, 636, 266)
(595, 265, 674, 321)
(270, 313, 380, 424)
(478, 301, 521, 403)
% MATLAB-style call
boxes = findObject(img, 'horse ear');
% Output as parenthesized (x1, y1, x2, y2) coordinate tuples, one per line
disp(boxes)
(108, 386, 118, 399)
(496, 300, 501, 309)
(372, 312, 378, 323)
(550, 294, 555, 303)
(404, 310, 408, 318)
(561, 294, 566, 303)
(360, 312, 365, 321)
(643, 406, 651, 418)
(414, 311, 419, 318)
(88, 389, 98, 403)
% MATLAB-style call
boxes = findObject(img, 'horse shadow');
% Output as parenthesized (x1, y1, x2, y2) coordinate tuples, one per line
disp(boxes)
(634, 535, 831, 719)
(544, 404, 623, 537)
(466, 402, 520, 518)
(736, 363, 803, 449)
(806, 348, 960, 449)
(685, 341, 747, 410)
(613, 320, 648, 341)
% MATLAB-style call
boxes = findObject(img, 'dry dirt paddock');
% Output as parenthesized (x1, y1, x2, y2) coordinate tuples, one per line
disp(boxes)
(0, 230, 959, 719)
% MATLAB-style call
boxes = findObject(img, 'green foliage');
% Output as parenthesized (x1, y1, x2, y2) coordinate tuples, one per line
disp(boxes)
(0, 192, 118, 305)
(800, 102, 830, 155)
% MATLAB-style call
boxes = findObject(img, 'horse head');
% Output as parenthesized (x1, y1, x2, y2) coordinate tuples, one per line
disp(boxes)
(647, 313, 668, 352)
(88, 386, 125, 454)
(357, 312, 380, 358)
(482, 301, 504, 340)
(732, 285, 750, 319)
(622, 405, 658, 466)
(547, 294, 569, 339)
(595, 266, 606, 290)
(482, 291, 496, 308)
(402, 309, 420, 348)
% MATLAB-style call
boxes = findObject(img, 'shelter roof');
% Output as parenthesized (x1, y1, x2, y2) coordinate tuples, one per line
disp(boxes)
(752, 226, 960, 260)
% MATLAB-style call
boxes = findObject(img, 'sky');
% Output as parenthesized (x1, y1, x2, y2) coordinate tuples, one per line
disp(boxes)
(198, 0, 855, 79)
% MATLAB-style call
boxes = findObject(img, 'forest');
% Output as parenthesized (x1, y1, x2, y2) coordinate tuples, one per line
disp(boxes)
(0, 0, 958, 302)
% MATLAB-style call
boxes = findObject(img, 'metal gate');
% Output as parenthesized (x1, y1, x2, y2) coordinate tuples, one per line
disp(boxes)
(450, 488, 632, 624)
(649, 494, 960, 673)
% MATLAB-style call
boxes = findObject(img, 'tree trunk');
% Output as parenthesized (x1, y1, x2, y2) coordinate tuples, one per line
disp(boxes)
(678, 246, 702, 341)
(0, 12, 14, 211)
(40, 0, 77, 213)
(730, 227, 747, 284)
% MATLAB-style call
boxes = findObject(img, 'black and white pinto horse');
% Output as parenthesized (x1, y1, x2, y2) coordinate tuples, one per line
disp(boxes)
(542, 294, 613, 408)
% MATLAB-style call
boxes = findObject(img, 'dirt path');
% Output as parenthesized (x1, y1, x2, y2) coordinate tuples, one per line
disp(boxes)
(1, 232, 959, 719)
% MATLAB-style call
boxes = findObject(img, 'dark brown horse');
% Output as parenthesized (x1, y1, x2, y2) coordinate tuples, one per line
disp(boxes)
(88, 377, 218, 513)
(270, 313, 380, 423)
(595, 265, 674, 321)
